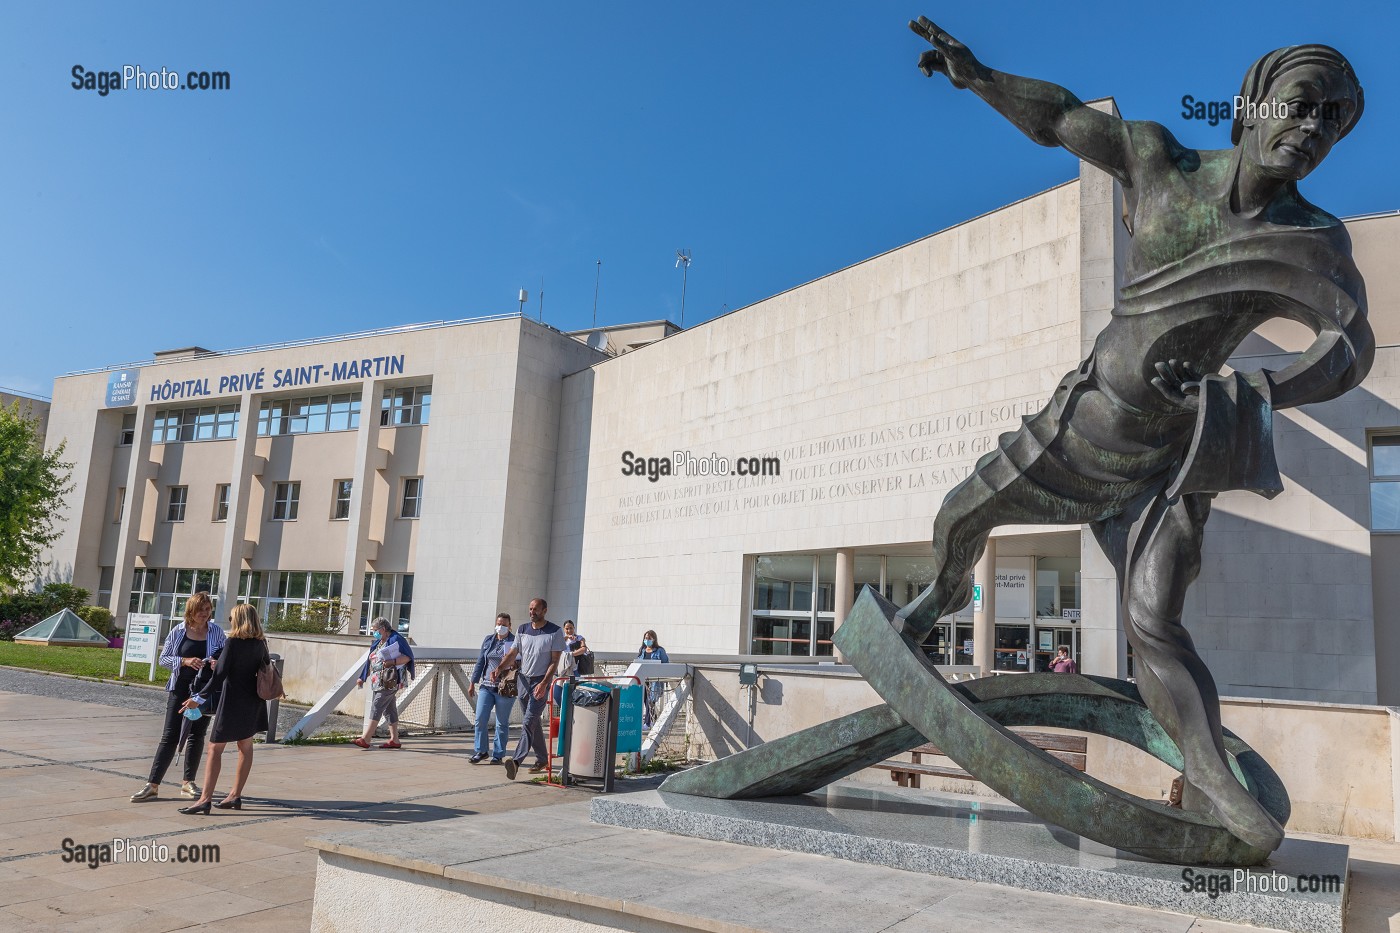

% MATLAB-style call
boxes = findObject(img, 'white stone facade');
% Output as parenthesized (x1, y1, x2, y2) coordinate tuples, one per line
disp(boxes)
(40, 165, 1400, 706)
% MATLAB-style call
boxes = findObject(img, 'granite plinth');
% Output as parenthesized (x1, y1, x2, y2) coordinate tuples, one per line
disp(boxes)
(590, 782, 1348, 933)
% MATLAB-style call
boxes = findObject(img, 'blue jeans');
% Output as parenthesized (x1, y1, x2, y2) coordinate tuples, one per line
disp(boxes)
(511, 674, 549, 765)
(473, 685, 513, 759)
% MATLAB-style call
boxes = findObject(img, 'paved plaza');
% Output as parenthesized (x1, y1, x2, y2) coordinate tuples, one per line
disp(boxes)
(0, 669, 1398, 932)
(0, 669, 587, 931)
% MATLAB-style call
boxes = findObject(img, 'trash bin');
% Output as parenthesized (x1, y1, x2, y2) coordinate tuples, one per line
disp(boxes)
(567, 684, 612, 779)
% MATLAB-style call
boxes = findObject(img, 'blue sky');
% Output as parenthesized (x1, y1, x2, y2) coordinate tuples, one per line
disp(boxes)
(3, 1, 1397, 397)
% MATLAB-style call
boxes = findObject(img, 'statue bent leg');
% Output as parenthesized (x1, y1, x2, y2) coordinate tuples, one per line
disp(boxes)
(1094, 490, 1285, 853)
(898, 439, 1128, 641)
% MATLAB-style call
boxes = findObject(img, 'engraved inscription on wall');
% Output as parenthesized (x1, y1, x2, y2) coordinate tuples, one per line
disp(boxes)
(608, 397, 1046, 526)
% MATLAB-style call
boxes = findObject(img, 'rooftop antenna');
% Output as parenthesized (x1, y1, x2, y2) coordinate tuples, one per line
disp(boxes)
(538, 275, 544, 322)
(517, 288, 528, 316)
(592, 260, 601, 328)
(675, 248, 692, 328)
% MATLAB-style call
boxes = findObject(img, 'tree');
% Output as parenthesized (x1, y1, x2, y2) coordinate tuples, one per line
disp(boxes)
(0, 402, 72, 591)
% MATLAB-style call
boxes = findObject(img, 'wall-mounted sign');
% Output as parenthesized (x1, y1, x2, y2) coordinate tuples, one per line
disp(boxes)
(962, 639, 974, 655)
(995, 559, 1032, 619)
(144, 354, 407, 404)
(105, 370, 139, 407)
(1062, 609, 1082, 621)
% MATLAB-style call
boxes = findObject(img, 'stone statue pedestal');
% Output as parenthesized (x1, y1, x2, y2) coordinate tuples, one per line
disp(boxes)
(592, 782, 1348, 933)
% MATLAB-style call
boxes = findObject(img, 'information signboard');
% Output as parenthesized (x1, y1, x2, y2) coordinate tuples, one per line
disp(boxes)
(121, 612, 163, 680)
(615, 683, 644, 753)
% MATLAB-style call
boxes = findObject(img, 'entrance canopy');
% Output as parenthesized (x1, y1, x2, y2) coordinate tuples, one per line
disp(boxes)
(14, 609, 110, 646)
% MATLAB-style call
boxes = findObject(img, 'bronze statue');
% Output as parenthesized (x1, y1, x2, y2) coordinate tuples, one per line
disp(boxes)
(664, 19, 1369, 866)
(901, 17, 1368, 854)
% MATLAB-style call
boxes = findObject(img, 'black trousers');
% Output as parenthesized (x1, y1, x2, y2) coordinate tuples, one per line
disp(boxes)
(147, 688, 210, 784)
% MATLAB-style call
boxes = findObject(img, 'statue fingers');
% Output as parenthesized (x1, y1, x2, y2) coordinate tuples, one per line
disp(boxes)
(918, 49, 945, 77)
(1154, 361, 1178, 387)
(911, 16, 954, 49)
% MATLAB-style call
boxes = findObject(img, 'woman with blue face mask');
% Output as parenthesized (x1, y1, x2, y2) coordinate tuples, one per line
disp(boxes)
(467, 613, 516, 764)
(636, 630, 669, 727)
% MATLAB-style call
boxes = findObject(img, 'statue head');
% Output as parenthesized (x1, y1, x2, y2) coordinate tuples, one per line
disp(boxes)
(1232, 45, 1363, 181)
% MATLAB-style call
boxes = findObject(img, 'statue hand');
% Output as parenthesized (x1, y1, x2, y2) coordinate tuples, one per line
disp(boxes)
(1151, 359, 1203, 412)
(909, 16, 983, 89)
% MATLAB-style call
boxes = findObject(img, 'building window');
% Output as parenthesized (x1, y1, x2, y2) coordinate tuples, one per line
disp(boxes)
(166, 486, 188, 522)
(361, 573, 413, 634)
(380, 384, 431, 426)
(128, 568, 162, 615)
(169, 569, 220, 623)
(267, 571, 344, 629)
(272, 482, 300, 521)
(124, 567, 216, 622)
(751, 554, 827, 657)
(257, 393, 361, 437)
(114, 487, 126, 523)
(98, 566, 114, 610)
(400, 477, 423, 518)
(1370, 433, 1400, 531)
(238, 570, 266, 619)
(150, 405, 239, 444)
(119, 413, 136, 446)
(213, 484, 230, 522)
(332, 479, 353, 520)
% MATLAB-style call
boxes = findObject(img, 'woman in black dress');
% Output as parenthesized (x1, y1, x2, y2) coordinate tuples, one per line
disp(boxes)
(178, 603, 270, 814)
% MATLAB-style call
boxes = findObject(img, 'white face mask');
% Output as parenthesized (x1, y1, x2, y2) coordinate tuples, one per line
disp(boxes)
(495, 625, 509, 636)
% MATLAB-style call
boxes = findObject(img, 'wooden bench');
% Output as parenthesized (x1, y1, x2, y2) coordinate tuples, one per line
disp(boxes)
(872, 730, 1088, 789)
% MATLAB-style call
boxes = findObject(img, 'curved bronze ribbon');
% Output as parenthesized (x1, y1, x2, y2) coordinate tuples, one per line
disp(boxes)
(662, 587, 1288, 866)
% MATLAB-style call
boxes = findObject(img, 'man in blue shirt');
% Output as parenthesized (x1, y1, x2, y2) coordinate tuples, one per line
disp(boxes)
(497, 597, 563, 780)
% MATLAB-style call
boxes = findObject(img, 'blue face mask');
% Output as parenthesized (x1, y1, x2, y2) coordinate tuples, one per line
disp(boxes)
(644, 638, 654, 648)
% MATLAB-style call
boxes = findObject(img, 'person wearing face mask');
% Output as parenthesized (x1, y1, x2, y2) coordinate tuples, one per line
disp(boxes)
(467, 612, 516, 764)
(636, 630, 669, 728)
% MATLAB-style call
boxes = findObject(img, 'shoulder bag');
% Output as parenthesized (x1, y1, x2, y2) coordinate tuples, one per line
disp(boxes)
(257, 644, 285, 701)
(495, 665, 520, 698)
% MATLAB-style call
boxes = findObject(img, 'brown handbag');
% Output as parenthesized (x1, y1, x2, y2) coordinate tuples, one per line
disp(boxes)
(495, 666, 520, 698)
(257, 646, 284, 701)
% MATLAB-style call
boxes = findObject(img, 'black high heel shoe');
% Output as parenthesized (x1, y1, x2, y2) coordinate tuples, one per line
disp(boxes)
(214, 797, 242, 810)
(178, 800, 212, 815)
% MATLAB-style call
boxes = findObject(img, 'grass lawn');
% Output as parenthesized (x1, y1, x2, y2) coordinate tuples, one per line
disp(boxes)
(0, 641, 167, 683)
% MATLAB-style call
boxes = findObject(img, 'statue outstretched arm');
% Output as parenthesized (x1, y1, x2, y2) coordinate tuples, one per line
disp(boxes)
(911, 17, 1134, 185)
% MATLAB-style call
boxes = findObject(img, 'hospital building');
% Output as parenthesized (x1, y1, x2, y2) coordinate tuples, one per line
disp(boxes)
(40, 154, 1400, 707)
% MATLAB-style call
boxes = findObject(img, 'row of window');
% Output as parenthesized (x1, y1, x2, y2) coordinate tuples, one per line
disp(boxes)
(257, 394, 362, 436)
(150, 406, 240, 443)
(118, 383, 432, 446)
(115, 478, 424, 524)
(116, 566, 413, 633)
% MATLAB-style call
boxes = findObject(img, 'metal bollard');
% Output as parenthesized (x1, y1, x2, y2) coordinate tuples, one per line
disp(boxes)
(265, 654, 285, 743)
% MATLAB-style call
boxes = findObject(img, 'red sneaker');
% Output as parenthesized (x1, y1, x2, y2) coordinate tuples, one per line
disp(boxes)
(378, 740, 402, 749)
(352, 738, 371, 749)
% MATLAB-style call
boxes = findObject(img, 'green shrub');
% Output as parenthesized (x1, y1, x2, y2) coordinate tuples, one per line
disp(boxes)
(76, 605, 116, 638)
(0, 582, 93, 630)
(266, 598, 354, 635)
